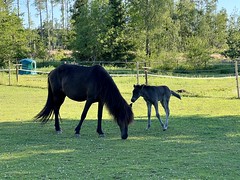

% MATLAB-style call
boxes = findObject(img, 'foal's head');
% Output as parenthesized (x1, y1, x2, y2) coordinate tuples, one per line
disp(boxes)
(131, 84, 144, 103)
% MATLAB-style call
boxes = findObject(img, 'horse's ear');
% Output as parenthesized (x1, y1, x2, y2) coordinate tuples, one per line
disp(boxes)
(133, 84, 136, 88)
(129, 103, 132, 107)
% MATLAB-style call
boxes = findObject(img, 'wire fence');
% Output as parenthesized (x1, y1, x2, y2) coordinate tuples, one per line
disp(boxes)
(0, 60, 239, 83)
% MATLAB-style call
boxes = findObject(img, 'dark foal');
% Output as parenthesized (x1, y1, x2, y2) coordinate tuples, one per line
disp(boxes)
(131, 84, 181, 130)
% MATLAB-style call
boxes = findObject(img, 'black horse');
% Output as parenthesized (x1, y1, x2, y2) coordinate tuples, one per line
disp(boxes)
(35, 64, 133, 139)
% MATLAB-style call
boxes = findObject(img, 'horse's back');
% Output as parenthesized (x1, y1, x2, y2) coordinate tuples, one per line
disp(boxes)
(48, 64, 110, 101)
(49, 64, 105, 82)
(143, 85, 170, 102)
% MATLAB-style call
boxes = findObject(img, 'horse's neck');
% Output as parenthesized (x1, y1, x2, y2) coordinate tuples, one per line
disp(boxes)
(141, 87, 149, 98)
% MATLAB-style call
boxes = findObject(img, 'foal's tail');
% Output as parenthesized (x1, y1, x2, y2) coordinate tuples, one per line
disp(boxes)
(35, 79, 54, 123)
(171, 91, 181, 100)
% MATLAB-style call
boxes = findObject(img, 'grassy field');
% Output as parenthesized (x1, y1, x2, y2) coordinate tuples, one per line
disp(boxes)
(0, 73, 240, 179)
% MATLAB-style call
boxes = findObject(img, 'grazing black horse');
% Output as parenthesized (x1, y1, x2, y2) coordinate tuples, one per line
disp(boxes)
(35, 64, 133, 139)
(131, 84, 181, 130)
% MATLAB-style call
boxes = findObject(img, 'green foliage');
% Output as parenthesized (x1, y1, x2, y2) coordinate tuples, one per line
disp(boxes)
(1, 0, 240, 70)
(0, 6, 29, 66)
(151, 51, 179, 71)
(71, 0, 135, 62)
(70, 0, 229, 66)
(223, 14, 240, 59)
(186, 36, 211, 69)
(71, 1, 108, 61)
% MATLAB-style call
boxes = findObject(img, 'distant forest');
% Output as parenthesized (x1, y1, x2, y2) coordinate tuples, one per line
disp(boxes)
(0, 0, 240, 70)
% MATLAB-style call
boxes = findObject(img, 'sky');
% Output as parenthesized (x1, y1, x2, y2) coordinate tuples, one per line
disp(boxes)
(19, 0, 240, 28)
(217, 0, 240, 15)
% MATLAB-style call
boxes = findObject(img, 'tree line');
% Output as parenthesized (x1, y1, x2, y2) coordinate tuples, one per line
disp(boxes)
(0, 0, 240, 70)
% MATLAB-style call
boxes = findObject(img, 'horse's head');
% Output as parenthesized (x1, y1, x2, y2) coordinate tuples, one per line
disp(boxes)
(117, 103, 133, 140)
(131, 84, 143, 103)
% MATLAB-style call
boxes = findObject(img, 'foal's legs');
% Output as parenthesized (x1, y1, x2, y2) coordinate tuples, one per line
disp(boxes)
(96, 101, 104, 137)
(161, 98, 170, 130)
(146, 102, 152, 129)
(153, 101, 165, 130)
(75, 99, 93, 136)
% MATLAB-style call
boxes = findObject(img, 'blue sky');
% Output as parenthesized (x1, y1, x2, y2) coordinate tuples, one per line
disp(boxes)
(217, 0, 240, 15)
(20, 0, 240, 28)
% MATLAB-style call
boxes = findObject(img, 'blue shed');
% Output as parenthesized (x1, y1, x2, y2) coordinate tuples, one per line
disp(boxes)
(19, 59, 37, 75)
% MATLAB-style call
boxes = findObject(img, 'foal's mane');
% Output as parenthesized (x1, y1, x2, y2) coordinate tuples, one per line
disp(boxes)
(94, 65, 133, 125)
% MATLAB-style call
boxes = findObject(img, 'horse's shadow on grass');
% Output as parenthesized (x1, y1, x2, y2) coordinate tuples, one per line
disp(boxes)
(1, 115, 239, 142)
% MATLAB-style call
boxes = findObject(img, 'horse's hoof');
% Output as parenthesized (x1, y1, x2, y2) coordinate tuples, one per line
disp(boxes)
(75, 134, 80, 138)
(99, 134, 105, 138)
(56, 130, 62, 134)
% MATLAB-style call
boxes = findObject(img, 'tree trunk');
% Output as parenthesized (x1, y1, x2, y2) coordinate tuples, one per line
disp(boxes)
(45, 0, 51, 51)
(27, 0, 31, 29)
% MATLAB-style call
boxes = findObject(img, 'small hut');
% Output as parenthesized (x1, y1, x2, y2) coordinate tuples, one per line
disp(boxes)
(19, 59, 37, 75)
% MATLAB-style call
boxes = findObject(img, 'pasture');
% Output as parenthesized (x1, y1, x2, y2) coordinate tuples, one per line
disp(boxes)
(0, 73, 240, 179)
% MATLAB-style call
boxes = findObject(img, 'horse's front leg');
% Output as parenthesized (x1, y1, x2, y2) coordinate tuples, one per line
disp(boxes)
(75, 99, 93, 136)
(96, 101, 104, 137)
(146, 102, 152, 130)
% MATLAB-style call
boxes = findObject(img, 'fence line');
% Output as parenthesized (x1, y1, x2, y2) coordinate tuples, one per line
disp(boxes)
(0, 68, 237, 79)
(147, 74, 235, 80)
(2, 61, 240, 98)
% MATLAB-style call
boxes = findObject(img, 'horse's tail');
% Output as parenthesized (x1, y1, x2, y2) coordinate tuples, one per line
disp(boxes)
(171, 90, 181, 100)
(35, 79, 54, 123)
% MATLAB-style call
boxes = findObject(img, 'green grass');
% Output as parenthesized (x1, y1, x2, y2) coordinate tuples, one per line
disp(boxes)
(1, 74, 240, 179)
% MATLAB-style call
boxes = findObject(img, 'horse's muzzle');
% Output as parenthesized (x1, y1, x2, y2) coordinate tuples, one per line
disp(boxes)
(131, 98, 136, 103)
(120, 126, 128, 140)
(121, 133, 128, 140)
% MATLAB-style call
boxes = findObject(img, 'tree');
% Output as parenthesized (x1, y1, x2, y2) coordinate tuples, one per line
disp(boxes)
(71, 0, 107, 61)
(176, 0, 198, 51)
(127, 0, 175, 60)
(34, 0, 45, 39)
(0, 3, 29, 66)
(223, 14, 240, 59)
(186, 36, 211, 69)
(101, 0, 135, 62)
(26, 0, 32, 29)
(71, 0, 135, 63)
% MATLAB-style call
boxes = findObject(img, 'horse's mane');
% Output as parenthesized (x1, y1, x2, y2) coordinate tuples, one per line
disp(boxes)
(93, 65, 133, 125)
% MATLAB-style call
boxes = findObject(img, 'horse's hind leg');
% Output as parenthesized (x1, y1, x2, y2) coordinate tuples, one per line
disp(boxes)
(161, 99, 170, 130)
(53, 93, 66, 133)
(153, 102, 165, 130)
(97, 101, 104, 137)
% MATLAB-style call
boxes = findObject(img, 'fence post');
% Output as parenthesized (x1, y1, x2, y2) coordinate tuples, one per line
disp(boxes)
(136, 62, 139, 85)
(235, 60, 240, 98)
(142, 66, 150, 85)
(144, 67, 148, 85)
(16, 64, 19, 83)
(8, 59, 11, 86)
